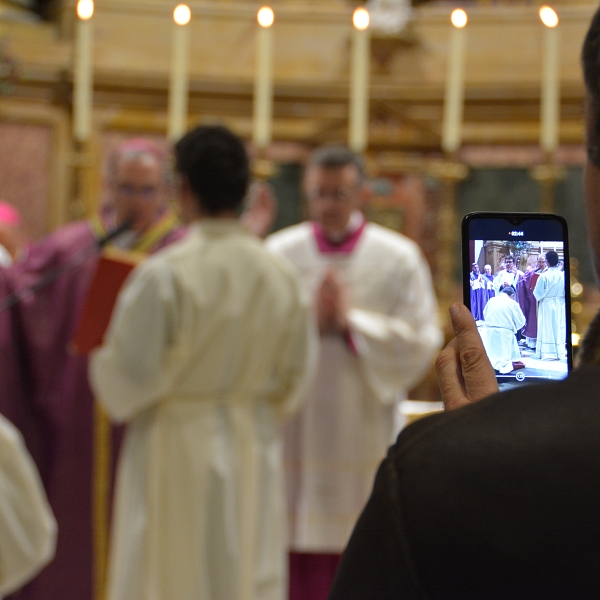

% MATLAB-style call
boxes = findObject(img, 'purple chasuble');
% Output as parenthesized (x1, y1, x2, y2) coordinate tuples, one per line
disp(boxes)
(0, 218, 185, 600)
(519, 270, 539, 339)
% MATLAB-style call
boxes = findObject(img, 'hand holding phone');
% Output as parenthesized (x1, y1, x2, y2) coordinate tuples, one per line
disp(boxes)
(436, 303, 499, 410)
(462, 212, 572, 391)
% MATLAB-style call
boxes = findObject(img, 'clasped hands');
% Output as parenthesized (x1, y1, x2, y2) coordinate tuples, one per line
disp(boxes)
(315, 268, 350, 336)
(435, 303, 499, 411)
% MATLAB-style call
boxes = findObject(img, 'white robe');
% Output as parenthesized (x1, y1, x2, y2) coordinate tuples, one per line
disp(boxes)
(267, 221, 442, 553)
(533, 267, 566, 360)
(90, 220, 313, 600)
(493, 269, 522, 294)
(0, 414, 56, 598)
(482, 293, 526, 374)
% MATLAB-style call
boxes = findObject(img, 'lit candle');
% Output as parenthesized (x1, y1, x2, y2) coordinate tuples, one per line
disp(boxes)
(168, 4, 192, 141)
(539, 6, 560, 154)
(253, 6, 274, 150)
(441, 8, 468, 154)
(73, 0, 94, 142)
(349, 7, 370, 153)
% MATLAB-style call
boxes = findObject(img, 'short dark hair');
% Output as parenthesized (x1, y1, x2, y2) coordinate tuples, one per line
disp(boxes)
(501, 286, 516, 296)
(582, 7, 600, 167)
(308, 145, 366, 182)
(505, 255, 515, 263)
(546, 250, 559, 267)
(175, 125, 249, 215)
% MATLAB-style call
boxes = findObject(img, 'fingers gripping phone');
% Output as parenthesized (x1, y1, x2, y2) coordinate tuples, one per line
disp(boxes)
(462, 212, 572, 390)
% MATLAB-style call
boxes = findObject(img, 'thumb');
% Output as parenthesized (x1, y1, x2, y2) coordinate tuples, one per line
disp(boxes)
(449, 303, 498, 401)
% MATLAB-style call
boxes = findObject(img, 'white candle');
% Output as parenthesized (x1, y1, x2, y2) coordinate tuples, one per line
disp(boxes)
(349, 7, 370, 153)
(441, 9, 467, 154)
(540, 6, 560, 154)
(253, 7, 274, 150)
(73, 0, 94, 142)
(168, 4, 192, 141)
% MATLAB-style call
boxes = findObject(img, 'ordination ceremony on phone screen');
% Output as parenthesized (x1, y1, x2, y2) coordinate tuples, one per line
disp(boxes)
(469, 240, 567, 385)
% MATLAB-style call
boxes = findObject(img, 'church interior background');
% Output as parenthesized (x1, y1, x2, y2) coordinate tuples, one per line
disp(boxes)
(0, 0, 594, 400)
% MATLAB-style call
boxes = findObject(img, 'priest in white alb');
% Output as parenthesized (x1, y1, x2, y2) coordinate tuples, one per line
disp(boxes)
(481, 285, 526, 374)
(266, 145, 442, 600)
(90, 126, 313, 600)
(533, 250, 566, 360)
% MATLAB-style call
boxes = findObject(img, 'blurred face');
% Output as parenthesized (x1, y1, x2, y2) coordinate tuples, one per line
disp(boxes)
(485, 265, 492, 275)
(506, 258, 514, 271)
(471, 264, 479, 274)
(537, 256, 547, 270)
(305, 165, 364, 239)
(109, 155, 166, 234)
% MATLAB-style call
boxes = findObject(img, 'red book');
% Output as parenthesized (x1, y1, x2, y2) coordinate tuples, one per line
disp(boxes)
(529, 272, 540, 291)
(72, 249, 144, 354)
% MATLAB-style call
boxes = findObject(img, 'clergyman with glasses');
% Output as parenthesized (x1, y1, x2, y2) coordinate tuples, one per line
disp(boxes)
(0, 138, 185, 600)
(266, 144, 442, 600)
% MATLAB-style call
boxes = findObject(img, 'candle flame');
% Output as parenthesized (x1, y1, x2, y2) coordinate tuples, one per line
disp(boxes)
(173, 4, 191, 26)
(539, 6, 559, 28)
(76, 0, 94, 21)
(451, 8, 467, 29)
(353, 7, 370, 31)
(257, 6, 274, 28)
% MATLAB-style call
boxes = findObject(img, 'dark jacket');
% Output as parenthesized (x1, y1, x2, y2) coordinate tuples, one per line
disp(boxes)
(329, 367, 600, 599)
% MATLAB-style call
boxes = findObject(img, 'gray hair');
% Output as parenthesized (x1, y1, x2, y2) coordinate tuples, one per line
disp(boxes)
(308, 145, 366, 182)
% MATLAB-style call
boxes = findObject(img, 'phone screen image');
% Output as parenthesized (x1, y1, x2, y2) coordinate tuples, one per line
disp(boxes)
(463, 213, 572, 390)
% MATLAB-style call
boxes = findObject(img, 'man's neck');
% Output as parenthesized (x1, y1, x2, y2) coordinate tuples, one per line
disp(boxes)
(322, 211, 364, 244)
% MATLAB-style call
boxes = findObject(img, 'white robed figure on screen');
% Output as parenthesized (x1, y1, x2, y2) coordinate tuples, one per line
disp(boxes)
(90, 126, 313, 600)
(482, 286, 526, 374)
(533, 250, 566, 360)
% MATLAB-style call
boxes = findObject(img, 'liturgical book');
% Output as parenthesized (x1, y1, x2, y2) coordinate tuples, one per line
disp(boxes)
(72, 249, 144, 354)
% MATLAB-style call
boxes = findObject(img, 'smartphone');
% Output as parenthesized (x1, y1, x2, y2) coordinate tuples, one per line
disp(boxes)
(462, 212, 572, 390)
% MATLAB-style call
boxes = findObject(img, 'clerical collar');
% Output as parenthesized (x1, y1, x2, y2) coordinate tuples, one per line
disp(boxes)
(312, 211, 366, 254)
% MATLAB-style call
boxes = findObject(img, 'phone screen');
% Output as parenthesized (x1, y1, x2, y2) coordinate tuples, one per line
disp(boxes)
(462, 212, 572, 390)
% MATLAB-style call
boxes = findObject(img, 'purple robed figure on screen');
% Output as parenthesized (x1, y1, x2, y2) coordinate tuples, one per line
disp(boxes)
(470, 263, 486, 321)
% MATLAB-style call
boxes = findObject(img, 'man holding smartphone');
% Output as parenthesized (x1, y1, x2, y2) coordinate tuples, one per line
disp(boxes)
(328, 8, 600, 598)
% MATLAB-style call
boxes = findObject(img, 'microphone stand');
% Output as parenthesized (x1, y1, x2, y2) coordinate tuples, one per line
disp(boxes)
(0, 220, 133, 314)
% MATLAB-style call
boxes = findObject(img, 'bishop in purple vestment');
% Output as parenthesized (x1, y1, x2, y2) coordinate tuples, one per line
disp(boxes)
(0, 139, 186, 600)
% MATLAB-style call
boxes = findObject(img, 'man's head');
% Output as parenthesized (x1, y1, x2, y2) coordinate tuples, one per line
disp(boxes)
(537, 255, 547, 270)
(501, 285, 516, 298)
(484, 264, 492, 275)
(106, 139, 169, 234)
(471, 263, 479, 273)
(546, 250, 559, 268)
(304, 145, 368, 240)
(505, 256, 514, 267)
(175, 125, 249, 220)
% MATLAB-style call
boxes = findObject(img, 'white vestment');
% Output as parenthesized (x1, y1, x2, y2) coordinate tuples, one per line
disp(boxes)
(533, 267, 566, 360)
(493, 269, 522, 294)
(482, 293, 526, 374)
(0, 414, 56, 599)
(267, 221, 442, 553)
(90, 221, 313, 600)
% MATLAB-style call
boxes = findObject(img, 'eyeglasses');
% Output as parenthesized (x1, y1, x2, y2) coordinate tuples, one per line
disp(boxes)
(116, 184, 160, 199)
(307, 187, 358, 203)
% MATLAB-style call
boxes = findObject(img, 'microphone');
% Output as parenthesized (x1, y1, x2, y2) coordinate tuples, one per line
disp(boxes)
(96, 219, 133, 248)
